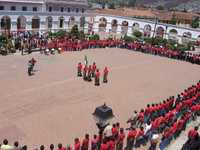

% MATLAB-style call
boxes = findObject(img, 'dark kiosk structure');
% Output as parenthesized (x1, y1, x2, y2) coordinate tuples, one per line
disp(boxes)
(93, 103, 114, 150)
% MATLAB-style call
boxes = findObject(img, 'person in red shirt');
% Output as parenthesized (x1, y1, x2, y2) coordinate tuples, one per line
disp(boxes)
(103, 67, 109, 83)
(138, 109, 144, 127)
(83, 65, 88, 81)
(74, 138, 81, 150)
(116, 122, 120, 135)
(77, 62, 83, 77)
(31, 58, 36, 67)
(92, 62, 97, 77)
(112, 124, 118, 139)
(188, 126, 199, 140)
(176, 118, 184, 136)
(126, 127, 137, 150)
(81, 134, 89, 150)
(100, 139, 108, 150)
(116, 128, 125, 150)
(95, 69, 100, 86)
(87, 65, 92, 82)
(135, 127, 144, 148)
(107, 137, 115, 150)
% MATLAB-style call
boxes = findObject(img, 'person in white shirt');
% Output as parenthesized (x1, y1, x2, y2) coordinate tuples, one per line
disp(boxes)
(144, 121, 153, 144)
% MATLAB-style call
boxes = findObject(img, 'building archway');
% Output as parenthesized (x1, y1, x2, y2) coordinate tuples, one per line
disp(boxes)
(111, 19, 118, 33)
(32, 16, 40, 32)
(121, 21, 128, 35)
(143, 24, 151, 37)
(68, 16, 75, 30)
(168, 29, 178, 42)
(1, 16, 11, 35)
(17, 16, 26, 32)
(182, 32, 192, 44)
(59, 16, 64, 29)
(98, 17, 107, 32)
(155, 26, 164, 38)
(132, 23, 140, 33)
(46, 16, 53, 30)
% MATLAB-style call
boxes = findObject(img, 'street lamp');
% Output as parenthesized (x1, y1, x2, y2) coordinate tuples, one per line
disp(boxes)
(93, 103, 114, 150)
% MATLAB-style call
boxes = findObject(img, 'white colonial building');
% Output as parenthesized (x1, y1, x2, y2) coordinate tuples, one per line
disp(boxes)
(0, 0, 200, 44)
(0, 0, 88, 33)
(91, 14, 200, 44)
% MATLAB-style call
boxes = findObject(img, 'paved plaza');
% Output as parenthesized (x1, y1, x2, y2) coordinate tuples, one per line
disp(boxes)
(0, 48, 200, 148)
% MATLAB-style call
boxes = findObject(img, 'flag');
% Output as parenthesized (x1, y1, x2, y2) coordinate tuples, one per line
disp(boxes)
(84, 55, 88, 66)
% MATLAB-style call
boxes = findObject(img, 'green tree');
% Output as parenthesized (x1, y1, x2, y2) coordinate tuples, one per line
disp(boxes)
(123, 35, 135, 42)
(56, 30, 67, 38)
(133, 30, 142, 38)
(169, 13, 177, 25)
(108, 2, 115, 9)
(89, 34, 100, 40)
(70, 25, 79, 39)
(79, 31, 85, 40)
(191, 17, 199, 28)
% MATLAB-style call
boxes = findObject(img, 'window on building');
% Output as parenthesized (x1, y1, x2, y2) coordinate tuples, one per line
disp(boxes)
(59, 17, 64, 28)
(82, 8, 85, 13)
(61, 7, 64, 12)
(0, 6, 4, 10)
(22, 6, 27, 11)
(49, 6, 52, 12)
(33, 7, 37, 12)
(76, 8, 79, 13)
(68, 8, 70, 12)
(11, 6, 16, 11)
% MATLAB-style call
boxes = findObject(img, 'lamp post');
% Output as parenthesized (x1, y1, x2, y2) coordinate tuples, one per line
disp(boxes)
(152, 17, 158, 38)
(93, 103, 114, 150)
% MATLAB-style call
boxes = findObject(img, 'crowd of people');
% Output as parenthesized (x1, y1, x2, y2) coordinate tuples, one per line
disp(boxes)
(45, 38, 200, 66)
(77, 61, 109, 86)
(2, 32, 200, 66)
(1, 33, 200, 149)
(41, 39, 200, 65)
(1, 80, 200, 150)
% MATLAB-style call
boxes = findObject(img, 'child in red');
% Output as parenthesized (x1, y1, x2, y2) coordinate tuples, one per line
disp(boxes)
(95, 69, 100, 86)
(77, 62, 82, 77)
(83, 65, 88, 81)
(87, 65, 92, 81)
(103, 67, 109, 83)
(92, 62, 97, 77)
